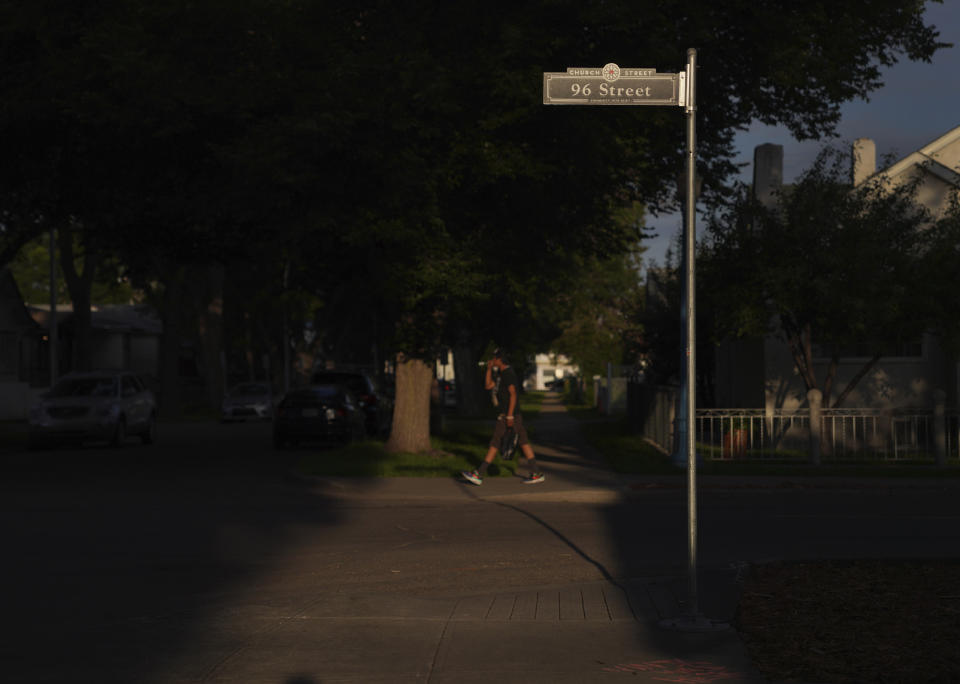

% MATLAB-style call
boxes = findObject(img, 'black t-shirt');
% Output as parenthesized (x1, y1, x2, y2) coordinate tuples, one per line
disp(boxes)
(495, 366, 520, 416)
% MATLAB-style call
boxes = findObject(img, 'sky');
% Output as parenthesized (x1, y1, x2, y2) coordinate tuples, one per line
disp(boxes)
(642, 0, 960, 270)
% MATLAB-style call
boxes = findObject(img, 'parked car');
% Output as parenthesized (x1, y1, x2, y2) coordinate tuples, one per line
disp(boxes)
(28, 370, 157, 448)
(221, 382, 274, 422)
(273, 384, 367, 448)
(309, 370, 393, 436)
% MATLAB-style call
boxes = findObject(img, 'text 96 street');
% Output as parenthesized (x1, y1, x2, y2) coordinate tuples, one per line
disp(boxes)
(570, 82, 654, 98)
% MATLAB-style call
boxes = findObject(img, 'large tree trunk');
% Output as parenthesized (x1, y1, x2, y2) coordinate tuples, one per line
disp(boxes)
(58, 229, 98, 372)
(385, 354, 433, 454)
(195, 263, 226, 410)
(159, 269, 185, 419)
(832, 353, 881, 408)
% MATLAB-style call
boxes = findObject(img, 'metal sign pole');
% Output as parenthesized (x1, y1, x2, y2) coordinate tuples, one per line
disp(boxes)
(49, 228, 57, 388)
(683, 46, 700, 623)
(544, 51, 726, 631)
(663, 48, 726, 633)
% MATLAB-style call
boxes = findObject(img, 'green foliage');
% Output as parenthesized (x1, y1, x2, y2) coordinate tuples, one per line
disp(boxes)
(551, 250, 645, 377)
(10, 233, 138, 305)
(701, 144, 948, 407)
(0, 0, 949, 406)
(549, 201, 647, 377)
(914, 193, 960, 356)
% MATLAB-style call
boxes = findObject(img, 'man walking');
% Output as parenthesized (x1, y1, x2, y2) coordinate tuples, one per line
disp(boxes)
(461, 348, 545, 485)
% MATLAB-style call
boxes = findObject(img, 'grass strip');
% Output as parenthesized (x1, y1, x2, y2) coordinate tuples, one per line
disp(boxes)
(294, 394, 549, 478)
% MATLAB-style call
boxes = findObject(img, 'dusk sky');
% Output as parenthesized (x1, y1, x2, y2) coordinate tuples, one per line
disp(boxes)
(643, 0, 960, 270)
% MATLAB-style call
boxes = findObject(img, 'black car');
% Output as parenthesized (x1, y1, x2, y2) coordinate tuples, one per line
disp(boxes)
(310, 370, 393, 436)
(273, 384, 367, 449)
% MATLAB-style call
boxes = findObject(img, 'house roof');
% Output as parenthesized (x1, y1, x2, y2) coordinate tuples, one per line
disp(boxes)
(28, 304, 162, 335)
(870, 124, 960, 188)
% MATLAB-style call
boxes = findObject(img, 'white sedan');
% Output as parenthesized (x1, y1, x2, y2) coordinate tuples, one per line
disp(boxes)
(28, 370, 157, 448)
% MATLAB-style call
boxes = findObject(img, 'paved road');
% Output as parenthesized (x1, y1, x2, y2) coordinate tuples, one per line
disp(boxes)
(3, 404, 959, 682)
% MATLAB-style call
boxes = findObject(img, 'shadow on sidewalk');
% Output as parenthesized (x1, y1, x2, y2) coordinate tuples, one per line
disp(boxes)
(1, 421, 370, 683)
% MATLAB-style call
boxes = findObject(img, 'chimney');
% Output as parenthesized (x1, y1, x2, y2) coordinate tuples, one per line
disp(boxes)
(852, 138, 876, 186)
(753, 144, 783, 208)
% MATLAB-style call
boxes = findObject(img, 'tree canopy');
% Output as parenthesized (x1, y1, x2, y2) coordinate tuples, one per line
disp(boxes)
(0, 0, 950, 446)
(701, 145, 956, 408)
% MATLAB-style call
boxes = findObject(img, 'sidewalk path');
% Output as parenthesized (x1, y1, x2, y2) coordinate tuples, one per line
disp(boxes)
(269, 394, 765, 683)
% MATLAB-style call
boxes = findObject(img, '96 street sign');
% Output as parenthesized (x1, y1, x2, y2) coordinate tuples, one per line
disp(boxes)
(543, 63, 682, 106)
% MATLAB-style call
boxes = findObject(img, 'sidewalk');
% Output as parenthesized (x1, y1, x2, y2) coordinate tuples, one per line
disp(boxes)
(278, 396, 960, 683)
(270, 396, 765, 683)
(199, 576, 761, 683)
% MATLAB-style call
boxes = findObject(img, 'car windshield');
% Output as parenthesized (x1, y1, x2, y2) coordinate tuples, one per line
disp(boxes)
(313, 373, 370, 396)
(232, 383, 269, 396)
(49, 377, 118, 398)
(287, 385, 342, 401)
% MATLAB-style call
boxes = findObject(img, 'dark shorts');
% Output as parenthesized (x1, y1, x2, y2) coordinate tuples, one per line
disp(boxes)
(489, 414, 529, 449)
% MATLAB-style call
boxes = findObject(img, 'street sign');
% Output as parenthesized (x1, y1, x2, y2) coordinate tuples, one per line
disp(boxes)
(543, 63, 683, 106)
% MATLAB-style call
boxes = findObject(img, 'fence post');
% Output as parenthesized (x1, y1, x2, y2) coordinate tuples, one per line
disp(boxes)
(934, 389, 946, 467)
(808, 388, 822, 466)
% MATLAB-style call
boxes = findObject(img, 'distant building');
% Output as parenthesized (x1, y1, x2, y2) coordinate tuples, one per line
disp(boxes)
(0, 295, 164, 421)
(28, 304, 163, 383)
(529, 353, 578, 391)
(714, 127, 960, 410)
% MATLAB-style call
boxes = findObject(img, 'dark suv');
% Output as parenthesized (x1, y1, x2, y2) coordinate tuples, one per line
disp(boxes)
(309, 370, 393, 436)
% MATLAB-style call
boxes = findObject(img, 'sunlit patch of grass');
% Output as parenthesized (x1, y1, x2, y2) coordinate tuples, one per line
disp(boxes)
(579, 418, 677, 474)
(294, 417, 520, 478)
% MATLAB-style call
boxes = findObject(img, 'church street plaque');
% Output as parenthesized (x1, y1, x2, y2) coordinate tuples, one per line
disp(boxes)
(543, 63, 682, 106)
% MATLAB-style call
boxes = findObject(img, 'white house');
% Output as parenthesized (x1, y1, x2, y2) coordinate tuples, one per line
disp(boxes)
(529, 353, 578, 391)
(28, 304, 163, 382)
(715, 127, 960, 411)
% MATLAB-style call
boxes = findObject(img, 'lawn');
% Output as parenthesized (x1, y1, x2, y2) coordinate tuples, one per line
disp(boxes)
(295, 392, 545, 479)
(737, 559, 960, 683)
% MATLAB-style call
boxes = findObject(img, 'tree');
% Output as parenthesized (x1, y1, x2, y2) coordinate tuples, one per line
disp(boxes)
(551, 204, 648, 379)
(701, 146, 940, 409)
(0, 1, 948, 449)
(334, 0, 947, 451)
(915, 194, 960, 357)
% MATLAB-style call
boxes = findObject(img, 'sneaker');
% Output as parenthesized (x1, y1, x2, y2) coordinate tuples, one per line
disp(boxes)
(461, 469, 483, 486)
(522, 472, 545, 484)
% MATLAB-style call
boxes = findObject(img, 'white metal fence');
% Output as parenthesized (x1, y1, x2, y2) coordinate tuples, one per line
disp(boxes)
(695, 408, 959, 462)
(628, 383, 960, 462)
